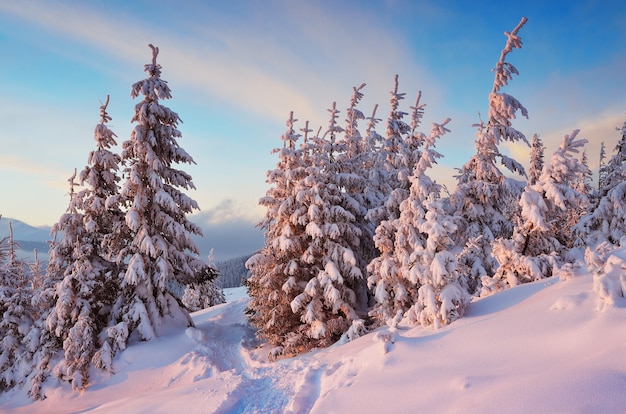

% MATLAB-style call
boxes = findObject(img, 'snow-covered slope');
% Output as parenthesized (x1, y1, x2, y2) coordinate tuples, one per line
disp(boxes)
(1, 273, 625, 413)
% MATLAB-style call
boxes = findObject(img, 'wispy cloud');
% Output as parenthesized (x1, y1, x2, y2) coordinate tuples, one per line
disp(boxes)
(0, 1, 434, 129)
(192, 199, 262, 225)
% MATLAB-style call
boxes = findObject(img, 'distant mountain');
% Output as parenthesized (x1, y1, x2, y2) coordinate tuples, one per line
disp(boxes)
(0, 217, 51, 260)
(0, 217, 51, 241)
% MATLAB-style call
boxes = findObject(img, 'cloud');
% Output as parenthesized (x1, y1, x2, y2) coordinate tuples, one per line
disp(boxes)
(0, 1, 437, 129)
(191, 220, 263, 262)
(192, 199, 262, 225)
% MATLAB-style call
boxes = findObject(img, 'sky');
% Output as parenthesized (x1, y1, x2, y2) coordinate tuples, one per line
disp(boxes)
(1, 0, 625, 257)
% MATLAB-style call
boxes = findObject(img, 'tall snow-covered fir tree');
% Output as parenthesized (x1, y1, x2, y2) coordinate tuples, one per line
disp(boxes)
(487, 130, 589, 296)
(26, 171, 83, 399)
(334, 84, 376, 308)
(581, 118, 626, 245)
(577, 150, 594, 208)
(288, 102, 367, 350)
(524, 130, 588, 252)
(528, 134, 544, 186)
(246, 112, 310, 357)
(362, 104, 388, 229)
(452, 17, 530, 295)
(367, 112, 462, 327)
(597, 141, 608, 194)
(598, 118, 626, 198)
(45, 97, 122, 390)
(110, 45, 213, 352)
(372, 75, 414, 223)
(0, 222, 33, 391)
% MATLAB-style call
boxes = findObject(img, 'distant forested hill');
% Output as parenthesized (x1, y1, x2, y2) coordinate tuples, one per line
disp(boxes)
(215, 254, 250, 288)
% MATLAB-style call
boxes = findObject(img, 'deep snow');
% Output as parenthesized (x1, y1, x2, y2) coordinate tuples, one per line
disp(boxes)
(1, 269, 625, 413)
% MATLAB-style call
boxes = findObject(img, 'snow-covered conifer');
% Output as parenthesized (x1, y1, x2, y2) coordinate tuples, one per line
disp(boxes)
(581, 118, 626, 244)
(0, 222, 33, 391)
(528, 134, 544, 186)
(246, 112, 309, 356)
(46, 97, 122, 390)
(362, 104, 390, 228)
(27, 171, 83, 399)
(27, 249, 45, 292)
(286, 102, 366, 351)
(597, 141, 608, 194)
(182, 253, 225, 311)
(489, 130, 589, 294)
(577, 150, 594, 209)
(335, 84, 376, 307)
(453, 17, 530, 294)
(524, 130, 589, 249)
(111, 45, 207, 351)
(378, 75, 413, 221)
(600, 120, 626, 197)
(408, 196, 469, 327)
(367, 115, 458, 327)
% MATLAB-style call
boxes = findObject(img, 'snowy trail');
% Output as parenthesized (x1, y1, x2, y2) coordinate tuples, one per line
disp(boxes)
(189, 295, 331, 413)
(189, 299, 298, 413)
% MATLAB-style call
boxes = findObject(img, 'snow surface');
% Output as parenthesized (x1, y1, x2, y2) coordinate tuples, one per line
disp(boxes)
(1, 272, 625, 413)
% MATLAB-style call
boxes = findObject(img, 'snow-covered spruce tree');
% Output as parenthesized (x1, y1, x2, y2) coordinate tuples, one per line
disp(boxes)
(576, 150, 594, 213)
(246, 112, 310, 357)
(524, 130, 589, 251)
(581, 118, 626, 245)
(334, 84, 377, 307)
(288, 102, 368, 351)
(0, 222, 33, 391)
(486, 130, 589, 295)
(452, 17, 530, 295)
(110, 45, 211, 352)
(599, 119, 626, 198)
(26, 171, 82, 399)
(27, 249, 45, 293)
(367, 116, 462, 327)
(408, 195, 470, 328)
(528, 134, 544, 186)
(45, 97, 123, 391)
(597, 141, 608, 195)
(362, 104, 388, 228)
(369, 75, 413, 224)
(182, 251, 224, 312)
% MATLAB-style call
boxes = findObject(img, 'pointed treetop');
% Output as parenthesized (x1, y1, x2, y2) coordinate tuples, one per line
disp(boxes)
(390, 74, 406, 112)
(366, 104, 381, 135)
(99, 95, 112, 124)
(300, 120, 312, 144)
(149, 44, 159, 65)
(410, 91, 425, 133)
(145, 44, 162, 78)
(350, 83, 366, 109)
(492, 17, 528, 94)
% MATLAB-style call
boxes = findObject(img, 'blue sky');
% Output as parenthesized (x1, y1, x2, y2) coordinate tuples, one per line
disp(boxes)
(1, 0, 624, 258)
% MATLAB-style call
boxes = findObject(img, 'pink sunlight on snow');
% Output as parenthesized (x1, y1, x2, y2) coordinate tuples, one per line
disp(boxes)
(2, 258, 625, 413)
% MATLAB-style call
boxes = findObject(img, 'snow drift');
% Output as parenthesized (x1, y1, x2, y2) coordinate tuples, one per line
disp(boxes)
(1, 269, 625, 413)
